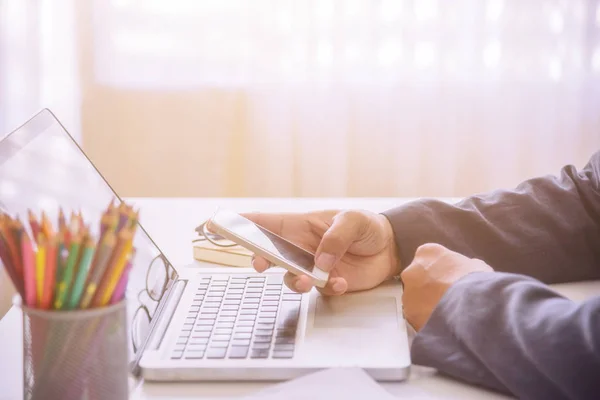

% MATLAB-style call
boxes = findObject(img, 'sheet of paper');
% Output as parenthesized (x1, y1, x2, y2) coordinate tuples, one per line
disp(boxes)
(239, 368, 439, 400)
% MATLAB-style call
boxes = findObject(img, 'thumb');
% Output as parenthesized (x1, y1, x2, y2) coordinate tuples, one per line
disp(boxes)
(315, 210, 367, 272)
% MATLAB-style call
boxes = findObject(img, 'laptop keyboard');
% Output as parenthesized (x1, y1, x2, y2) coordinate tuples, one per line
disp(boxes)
(171, 274, 302, 361)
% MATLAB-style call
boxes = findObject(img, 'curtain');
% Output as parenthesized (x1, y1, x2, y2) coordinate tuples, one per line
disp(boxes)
(0, 0, 80, 142)
(4, 0, 600, 198)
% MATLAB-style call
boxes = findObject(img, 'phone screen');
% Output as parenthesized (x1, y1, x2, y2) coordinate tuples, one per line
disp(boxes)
(212, 211, 316, 273)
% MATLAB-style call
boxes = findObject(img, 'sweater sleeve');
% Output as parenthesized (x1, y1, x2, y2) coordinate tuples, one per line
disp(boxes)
(382, 151, 600, 284)
(410, 271, 600, 399)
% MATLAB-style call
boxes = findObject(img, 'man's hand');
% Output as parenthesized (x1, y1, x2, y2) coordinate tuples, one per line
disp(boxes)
(242, 210, 400, 296)
(401, 243, 494, 331)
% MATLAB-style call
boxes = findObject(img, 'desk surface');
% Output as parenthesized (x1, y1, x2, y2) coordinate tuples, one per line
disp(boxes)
(1, 197, 597, 400)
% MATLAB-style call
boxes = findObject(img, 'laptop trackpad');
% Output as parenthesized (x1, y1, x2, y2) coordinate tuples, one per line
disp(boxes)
(314, 295, 398, 330)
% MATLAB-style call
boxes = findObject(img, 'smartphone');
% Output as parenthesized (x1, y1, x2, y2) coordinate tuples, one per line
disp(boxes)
(206, 209, 329, 288)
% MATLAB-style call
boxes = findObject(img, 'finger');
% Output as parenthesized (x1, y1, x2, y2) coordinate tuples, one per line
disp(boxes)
(316, 276, 348, 296)
(314, 210, 368, 272)
(251, 255, 272, 273)
(283, 272, 313, 293)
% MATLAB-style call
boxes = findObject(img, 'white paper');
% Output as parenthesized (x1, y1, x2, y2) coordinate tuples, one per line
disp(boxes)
(239, 368, 438, 400)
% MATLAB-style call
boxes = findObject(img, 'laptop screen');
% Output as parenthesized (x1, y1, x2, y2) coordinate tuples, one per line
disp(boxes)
(0, 109, 178, 372)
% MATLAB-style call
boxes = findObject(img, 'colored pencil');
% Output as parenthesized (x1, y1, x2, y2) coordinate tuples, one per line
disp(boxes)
(9, 219, 24, 279)
(0, 218, 20, 279)
(0, 231, 24, 297)
(67, 237, 95, 309)
(110, 249, 135, 304)
(28, 210, 41, 242)
(79, 232, 116, 309)
(21, 232, 37, 307)
(53, 233, 83, 309)
(1, 203, 137, 311)
(40, 235, 58, 309)
(35, 234, 46, 306)
(94, 229, 133, 307)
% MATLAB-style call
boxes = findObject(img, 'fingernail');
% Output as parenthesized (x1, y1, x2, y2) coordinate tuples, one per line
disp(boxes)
(315, 253, 336, 270)
(333, 281, 344, 293)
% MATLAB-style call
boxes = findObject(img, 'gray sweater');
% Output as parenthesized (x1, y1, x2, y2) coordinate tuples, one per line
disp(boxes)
(383, 151, 600, 399)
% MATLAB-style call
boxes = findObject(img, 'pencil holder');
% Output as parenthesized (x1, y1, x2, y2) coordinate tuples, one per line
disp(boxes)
(17, 298, 129, 400)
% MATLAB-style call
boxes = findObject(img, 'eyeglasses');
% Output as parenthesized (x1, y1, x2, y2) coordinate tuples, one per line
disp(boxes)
(131, 254, 173, 352)
(193, 220, 238, 248)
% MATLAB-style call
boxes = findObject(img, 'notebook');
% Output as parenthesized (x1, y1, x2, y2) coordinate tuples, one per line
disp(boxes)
(193, 240, 252, 267)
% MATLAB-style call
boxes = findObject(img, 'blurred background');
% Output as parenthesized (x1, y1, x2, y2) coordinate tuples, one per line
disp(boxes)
(1, 0, 599, 198)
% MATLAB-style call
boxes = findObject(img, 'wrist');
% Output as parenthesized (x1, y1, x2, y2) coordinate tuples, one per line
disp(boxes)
(378, 214, 402, 280)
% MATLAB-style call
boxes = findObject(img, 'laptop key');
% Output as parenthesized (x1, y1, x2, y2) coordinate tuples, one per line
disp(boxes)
(275, 329, 296, 337)
(196, 320, 215, 326)
(236, 321, 254, 327)
(260, 306, 278, 313)
(275, 337, 295, 344)
(250, 349, 270, 359)
(231, 339, 251, 346)
(255, 329, 273, 336)
(224, 300, 241, 305)
(239, 315, 256, 321)
(210, 341, 229, 348)
(258, 311, 276, 318)
(257, 317, 276, 324)
(212, 334, 232, 341)
(229, 346, 249, 359)
(236, 326, 253, 333)
(261, 301, 279, 307)
(221, 310, 237, 316)
(222, 305, 239, 311)
(215, 328, 233, 335)
(218, 316, 236, 322)
(195, 326, 212, 332)
(185, 351, 205, 359)
(256, 323, 275, 330)
(246, 288, 263, 293)
(252, 342, 271, 350)
(216, 322, 235, 329)
(253, 336, 272, 343)
(273, 343, 294, 351)
(234, 332, 252, 340)
(240, 309, 258, 315)
(171, 350, 184, 359)
(206, 348, 227, 359)
(192, 332, 212, 339)
(189, 337, 209, 345)
(272, 350, 294, 359)
(241, 303, 259, 309)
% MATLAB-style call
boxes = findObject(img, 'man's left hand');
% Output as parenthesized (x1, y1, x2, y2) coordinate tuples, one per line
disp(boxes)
(401, 243, 494, 331)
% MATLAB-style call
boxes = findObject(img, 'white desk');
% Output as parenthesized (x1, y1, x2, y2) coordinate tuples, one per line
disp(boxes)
(1, 197, 598, 400)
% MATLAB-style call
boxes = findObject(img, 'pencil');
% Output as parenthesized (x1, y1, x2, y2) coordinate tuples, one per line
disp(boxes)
(0, 218, 20, 279)
(110, 249, 135, 304)
(40, 235, 58, 309)
(66, 237, 95, 309)
(0, 230, 24, 298)
(9, 218, 24, 279)
(79, 232, 116, 309)
(21, 232, 37, 307)
(35, 234, 46, 306)
(94, 229, 133, 307)
(40, 211, 54, 238)
(53, 233, 83, 309)
(58, 208, 66, 233)
(28, 210, 41, 242)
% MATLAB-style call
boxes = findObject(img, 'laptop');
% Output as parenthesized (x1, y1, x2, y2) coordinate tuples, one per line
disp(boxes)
(0, 109, 411, 382)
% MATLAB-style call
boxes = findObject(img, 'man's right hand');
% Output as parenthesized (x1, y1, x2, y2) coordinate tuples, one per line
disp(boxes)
(242, 209, 401, 296)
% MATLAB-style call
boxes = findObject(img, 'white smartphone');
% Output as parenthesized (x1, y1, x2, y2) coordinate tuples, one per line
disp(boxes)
(206, 209, 330, 288)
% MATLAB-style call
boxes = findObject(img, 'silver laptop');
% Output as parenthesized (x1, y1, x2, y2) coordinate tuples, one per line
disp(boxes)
(0, 109, 411, 382)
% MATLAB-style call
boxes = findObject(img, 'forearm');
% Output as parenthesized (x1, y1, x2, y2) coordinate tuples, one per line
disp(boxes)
(411, 272, 600, 399)
(383, 153, 600, 283)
